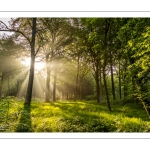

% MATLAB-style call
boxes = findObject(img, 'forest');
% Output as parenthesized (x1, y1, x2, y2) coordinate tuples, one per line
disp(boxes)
(0, 18, 150, 132)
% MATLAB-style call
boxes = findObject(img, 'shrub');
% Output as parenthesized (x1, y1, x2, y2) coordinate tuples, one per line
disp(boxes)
(15, 123, 32, 132)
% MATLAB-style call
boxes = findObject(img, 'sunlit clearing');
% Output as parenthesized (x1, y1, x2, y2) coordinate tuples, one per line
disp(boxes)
(21, 57, 45, 72)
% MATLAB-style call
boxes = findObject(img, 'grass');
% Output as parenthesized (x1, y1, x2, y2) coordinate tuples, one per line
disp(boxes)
(0, 97, 150, 132)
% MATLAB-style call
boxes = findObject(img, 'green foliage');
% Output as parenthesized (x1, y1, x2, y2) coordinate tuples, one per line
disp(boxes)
(0, 98, 150, 132)
(15, 123, 32, 132)
(85, 95, 96, 100)
(118, 18, 150, 111)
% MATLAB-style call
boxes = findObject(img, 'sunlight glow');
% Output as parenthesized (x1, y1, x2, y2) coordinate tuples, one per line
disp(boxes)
(21, 57, 45, 72)
(22, 57, 30, 68)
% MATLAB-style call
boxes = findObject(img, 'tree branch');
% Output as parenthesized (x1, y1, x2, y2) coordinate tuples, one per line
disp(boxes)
(0, 21, 31, 44)
(35, 45, 41, 56)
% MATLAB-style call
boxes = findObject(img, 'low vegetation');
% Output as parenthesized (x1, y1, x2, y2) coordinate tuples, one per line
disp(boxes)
(0, 97, 150, 132)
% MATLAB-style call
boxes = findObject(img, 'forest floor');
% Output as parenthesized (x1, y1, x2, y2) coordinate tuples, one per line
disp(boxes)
(0, 97, 150, 132)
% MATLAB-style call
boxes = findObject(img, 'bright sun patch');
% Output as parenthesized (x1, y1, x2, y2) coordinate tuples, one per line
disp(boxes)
(21, 57, 30, 68)
(21, 57, 45, 71)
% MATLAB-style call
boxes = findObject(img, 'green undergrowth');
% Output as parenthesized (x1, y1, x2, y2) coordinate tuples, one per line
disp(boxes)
(0, 98, 150, 132)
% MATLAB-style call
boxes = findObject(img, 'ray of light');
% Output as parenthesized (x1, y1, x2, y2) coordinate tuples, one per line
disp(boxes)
(32, 74, 45, 99)
(17, 71, 29, 98)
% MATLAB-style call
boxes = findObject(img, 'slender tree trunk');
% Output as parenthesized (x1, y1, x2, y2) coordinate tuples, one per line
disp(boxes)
(123, 69, 127, 99)
(123, 59, 128, 99)
(75, 55, 79, 100)
(132, 76, 137, 102)
(79, 79, 82, 100)
(53, 68, 57, 102)
(7, 76, 10, 96)
(24, 18, 36, 106)
(95, 61, 100, 104)
(124, 80, 127, 98)
(45, 54, 51, 102)
(99, 62, 102, 103)
(103, 18, 111, 111)
(95, 76, 100, 103)
(110, 56, 116, 101)
(103, 64, 111, 111)
(118, 60, 122, 99)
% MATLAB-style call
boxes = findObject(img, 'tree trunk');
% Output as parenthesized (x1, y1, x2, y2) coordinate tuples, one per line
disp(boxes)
(99, 62, 102, 103)
(24, 18, 36, 106)
(132, 76, 137, 102)
(79, 79, 82, 100)
(124, 81, 127, 99)
(103, 18, 111, 111)
(123, 73, 127, 99)
(118, 60, 122, 99)
(103, 65, 111, 111)
(45, 54, 51, 102)
(110, 56, 116, 101)
(123, 60, 128, 99)
(75, 55, 79, 100)
(53, 68, 57, 102)
(7, 76, 10, 96)
(95, 61, 101, 104)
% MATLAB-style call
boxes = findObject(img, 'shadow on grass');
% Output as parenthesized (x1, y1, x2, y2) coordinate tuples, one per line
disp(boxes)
(49, 102, 117, 132)
(48, 101, 150, 132)
(15, 105, 32, 132)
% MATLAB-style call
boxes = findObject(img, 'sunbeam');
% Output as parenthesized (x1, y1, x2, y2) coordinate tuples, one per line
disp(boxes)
(21, 57, 46, 72)
(32, 74, 45, 99)
(17, 71, 29, 98)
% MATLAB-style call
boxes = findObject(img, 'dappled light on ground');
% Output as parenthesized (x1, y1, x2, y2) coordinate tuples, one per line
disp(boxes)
(0, 98, 150, 132)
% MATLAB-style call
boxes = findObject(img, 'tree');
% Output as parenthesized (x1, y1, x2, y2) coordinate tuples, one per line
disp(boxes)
(0, 18, 42, 105)
(77, 18, 103, 104)
(0, 36, 23, 98)
(118, 18, 150, 118)
(80, 18, 113, 111)
(41, 18, 75, 102)
(24, 18, 37, 105)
